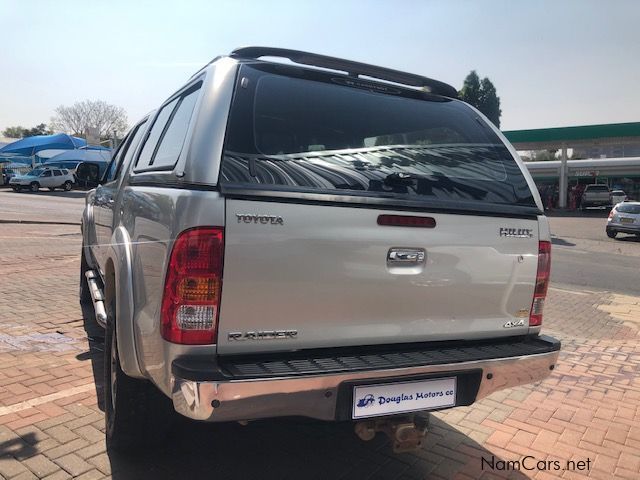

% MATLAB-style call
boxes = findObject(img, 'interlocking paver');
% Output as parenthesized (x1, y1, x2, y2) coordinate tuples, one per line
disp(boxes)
(22, 455, 59, 478)
(53, 454, 92, 477)
(0, 455, 30, 478)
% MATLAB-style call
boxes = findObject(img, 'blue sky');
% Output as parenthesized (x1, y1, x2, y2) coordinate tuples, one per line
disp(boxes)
(1, 0, 638, 132)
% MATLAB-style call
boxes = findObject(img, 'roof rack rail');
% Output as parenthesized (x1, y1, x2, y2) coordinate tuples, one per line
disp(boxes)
(230, 47, 458, 98)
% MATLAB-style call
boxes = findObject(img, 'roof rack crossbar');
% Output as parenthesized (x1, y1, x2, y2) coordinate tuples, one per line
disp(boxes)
(230, 47, 458, 98)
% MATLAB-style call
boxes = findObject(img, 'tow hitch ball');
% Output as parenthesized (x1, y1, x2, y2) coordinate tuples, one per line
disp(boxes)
(354, 414, 429, 453)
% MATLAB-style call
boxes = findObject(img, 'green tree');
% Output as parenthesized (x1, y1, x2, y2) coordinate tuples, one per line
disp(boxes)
(459, 70, 481, 108)
(477, 78, 502, 128)
(459, 71, 502, 127)
(2, 126, 26, 138)
(2, 123, 52, 138)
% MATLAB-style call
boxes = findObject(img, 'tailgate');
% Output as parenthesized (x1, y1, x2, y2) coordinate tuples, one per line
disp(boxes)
(216, 200, 539, 354)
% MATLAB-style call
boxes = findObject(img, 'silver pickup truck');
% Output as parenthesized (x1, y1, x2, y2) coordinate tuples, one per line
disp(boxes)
(78, 47, 560, 452)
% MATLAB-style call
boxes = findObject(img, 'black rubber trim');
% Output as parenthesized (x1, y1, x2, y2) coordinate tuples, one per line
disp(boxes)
(219, 185, 542, 219)
(607, 226, 640, 234)
(128, 175, 219, 191)
(230, 47, 459, 98)
(172, 335, 560, 382)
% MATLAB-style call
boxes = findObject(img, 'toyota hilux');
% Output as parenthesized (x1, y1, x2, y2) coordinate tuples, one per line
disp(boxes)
(78, 47, 560, 452)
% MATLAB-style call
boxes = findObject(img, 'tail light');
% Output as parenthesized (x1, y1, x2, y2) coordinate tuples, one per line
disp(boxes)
(608, 209, 615, 221)
(529, 241, 551, 326)
(161, 227, 224, 344)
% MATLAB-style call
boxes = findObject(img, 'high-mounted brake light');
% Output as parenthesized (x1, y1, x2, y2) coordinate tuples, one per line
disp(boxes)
(377, 214, 436, 228)
(529, 241, 551, 326)
(161, 227, 224, 344)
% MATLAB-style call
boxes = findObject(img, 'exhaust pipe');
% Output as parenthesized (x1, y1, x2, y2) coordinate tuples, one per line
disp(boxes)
(354, 414, 429, 453)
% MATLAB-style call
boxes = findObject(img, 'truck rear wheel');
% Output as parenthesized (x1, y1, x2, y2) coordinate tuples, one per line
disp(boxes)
(104, 299, 173, 451)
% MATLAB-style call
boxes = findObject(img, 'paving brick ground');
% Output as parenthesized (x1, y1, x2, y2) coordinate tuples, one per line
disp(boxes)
(0, 220, 639, 479)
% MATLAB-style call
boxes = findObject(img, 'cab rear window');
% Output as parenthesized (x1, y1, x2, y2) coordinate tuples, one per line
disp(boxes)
(586, 185, 609, 192)
(221, 64, 536, 209)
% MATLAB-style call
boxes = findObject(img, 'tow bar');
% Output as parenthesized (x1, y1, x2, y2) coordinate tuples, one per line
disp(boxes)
(354, 414, 429, 453)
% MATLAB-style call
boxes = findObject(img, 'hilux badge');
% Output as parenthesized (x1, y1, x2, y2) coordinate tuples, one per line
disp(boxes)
(499, 227, 533, 238)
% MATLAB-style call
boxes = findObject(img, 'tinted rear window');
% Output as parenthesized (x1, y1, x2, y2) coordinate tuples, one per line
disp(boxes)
(617, 204, 640, 214)
(221, 65, 535, 208)
(586, 185, 609, 192)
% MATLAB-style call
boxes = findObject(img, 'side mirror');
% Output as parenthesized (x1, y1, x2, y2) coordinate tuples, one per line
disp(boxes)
(75, 162, 101, 189)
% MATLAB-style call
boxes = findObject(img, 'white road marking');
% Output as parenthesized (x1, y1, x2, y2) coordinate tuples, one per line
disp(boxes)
(0, 384, 95, 416)
(553, 246, 589, 254)
(549, 286, 589, 296)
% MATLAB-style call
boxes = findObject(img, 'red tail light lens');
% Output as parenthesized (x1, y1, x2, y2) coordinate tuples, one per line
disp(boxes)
(161, 227, 224, 344)
(529, 241, 551, 326)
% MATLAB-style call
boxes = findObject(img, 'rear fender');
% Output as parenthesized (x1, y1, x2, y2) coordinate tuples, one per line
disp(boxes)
(107, 226, 144, 378)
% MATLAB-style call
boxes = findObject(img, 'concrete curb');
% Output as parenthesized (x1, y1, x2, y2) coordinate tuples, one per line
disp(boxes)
(0, 219, 81, 226)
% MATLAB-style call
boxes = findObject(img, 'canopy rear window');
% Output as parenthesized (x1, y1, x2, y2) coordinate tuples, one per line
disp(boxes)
(220, 64, 536, 210)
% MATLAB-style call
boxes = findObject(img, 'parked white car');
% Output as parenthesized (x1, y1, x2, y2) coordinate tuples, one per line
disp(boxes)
(610, 189, 627, 206)
(9, 167, 75, 192)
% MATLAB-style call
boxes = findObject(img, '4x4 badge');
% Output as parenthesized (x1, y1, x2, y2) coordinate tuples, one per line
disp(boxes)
(503, 319, 526, 328)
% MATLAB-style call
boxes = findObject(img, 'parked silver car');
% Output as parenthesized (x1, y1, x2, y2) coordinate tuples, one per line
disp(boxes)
(580, 183, 610, 209)
(607, 201, 640, 238)
(9, 167, 75, 192)
(78, 47, 560, 453)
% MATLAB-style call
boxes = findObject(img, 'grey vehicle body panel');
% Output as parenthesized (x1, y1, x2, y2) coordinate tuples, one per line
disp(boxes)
(581, 184, 611, 207)
(81, 51, 554, 411)
(219, 200, 539, 354)
(607, 202, 640, 234)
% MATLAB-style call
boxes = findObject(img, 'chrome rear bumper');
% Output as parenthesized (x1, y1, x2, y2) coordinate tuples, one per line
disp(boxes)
(171, 336, 560, 422)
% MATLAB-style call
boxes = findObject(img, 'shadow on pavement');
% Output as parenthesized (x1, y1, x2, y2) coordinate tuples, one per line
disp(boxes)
(18, 190, 88, 199)
(0, 432, 38, 459)
(551, 236, 576, 247)
(614, 234, 640, 243)
(102, 415, 531, 480)
(80, 301, 106, 412)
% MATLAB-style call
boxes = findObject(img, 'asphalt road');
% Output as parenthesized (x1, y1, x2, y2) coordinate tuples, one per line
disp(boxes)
(1, 187, 638, 295)
(0, 187, 85, 224)
(549, 212, 640, 295)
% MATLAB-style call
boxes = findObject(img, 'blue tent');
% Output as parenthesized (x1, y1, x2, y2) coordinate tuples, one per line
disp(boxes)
(81, 145, 111, 151)
(0, 133, 87, 156)
(46, 149, 111, 163)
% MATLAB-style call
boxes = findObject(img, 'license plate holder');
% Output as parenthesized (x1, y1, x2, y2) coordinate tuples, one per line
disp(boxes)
(620, 217, 634, 224)
(352, 377, 456, 419)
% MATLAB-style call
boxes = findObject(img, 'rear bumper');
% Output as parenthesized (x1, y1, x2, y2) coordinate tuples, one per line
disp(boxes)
(607, 224, 640, 234)
(171, 335, 560, 422)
